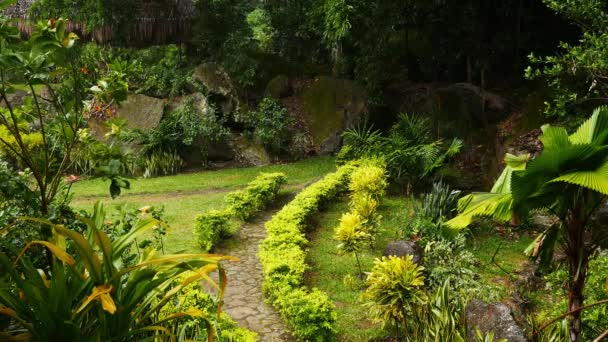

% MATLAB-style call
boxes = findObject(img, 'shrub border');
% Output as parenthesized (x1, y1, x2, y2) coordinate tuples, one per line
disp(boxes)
(258, 164, 356, 341)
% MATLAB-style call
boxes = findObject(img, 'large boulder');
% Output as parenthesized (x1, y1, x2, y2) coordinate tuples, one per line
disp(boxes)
(89, 93, 166, 137)
(231, 135, 271, 166)
(388, 83, 508, 133)
(300, 76, 367, 154)
(265, 74, 292, 99)
(167, 92, 210, 115)
(116, 94, 166, 131)
(168, 93, 235, 164)
(465, 300, 527, 342)
(383, 240, 423, 265)
(193, 63, 239, 115)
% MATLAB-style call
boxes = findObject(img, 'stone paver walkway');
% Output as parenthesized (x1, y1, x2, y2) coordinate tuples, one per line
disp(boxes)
(214, 204, 294, 341)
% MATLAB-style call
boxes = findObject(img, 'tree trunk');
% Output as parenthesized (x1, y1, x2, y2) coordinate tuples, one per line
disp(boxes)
(565, 215, 589, 342)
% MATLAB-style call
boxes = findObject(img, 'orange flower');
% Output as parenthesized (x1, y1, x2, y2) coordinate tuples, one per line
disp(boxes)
(80, 67, 88, 74)
(65, 175, 81, 184)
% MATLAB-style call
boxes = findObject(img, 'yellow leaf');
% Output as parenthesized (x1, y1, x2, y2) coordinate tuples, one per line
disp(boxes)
(16, 241, 75, 266)
(99, 294, 117, 314)
(77, 285, 116, 314)
(0, 307, 18, 318)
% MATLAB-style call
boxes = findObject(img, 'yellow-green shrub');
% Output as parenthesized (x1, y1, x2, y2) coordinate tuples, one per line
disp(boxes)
(194, 209, 236, 252)
(362, 255, 427, 328)
(348, 163, 388, 200)
(258, 163, 356, 340)
(194, 172, 287, 252)
(160, 278, 258, 341)
(225, 172, 287, 221)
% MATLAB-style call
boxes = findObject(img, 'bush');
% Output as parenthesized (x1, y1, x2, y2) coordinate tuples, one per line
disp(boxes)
(195, 172, 287, 251)
(348, 163, 388, 200)
(194, 210, 237, 252)
(160, 279, 258, 341)
(132, 100, 229, 167)
(362, 255, 427, 329)
(249, 97, 292, 156)
(225, 173, 287, 221)
(337, 115, 463, 190)
(258, 163, 356, 340)
(142, 150, 184, 178)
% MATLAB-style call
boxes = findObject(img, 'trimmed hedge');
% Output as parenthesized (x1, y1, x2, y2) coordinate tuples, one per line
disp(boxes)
(258, 164, 356, 341)
(225, 172, 287, 221)
(194, 172, 286, 251)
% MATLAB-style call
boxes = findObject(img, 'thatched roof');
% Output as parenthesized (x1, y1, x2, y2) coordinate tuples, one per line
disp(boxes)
(3, 0, 195, 20)
(3, 0, 34, 18)
(3, 0, 196, 45)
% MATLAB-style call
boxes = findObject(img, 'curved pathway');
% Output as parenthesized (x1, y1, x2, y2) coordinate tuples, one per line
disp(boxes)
(214, 198, 295, 341)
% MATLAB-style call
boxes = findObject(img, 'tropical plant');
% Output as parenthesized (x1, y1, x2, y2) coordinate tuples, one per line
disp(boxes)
(417, 181, 461, 222)
(334, 212, 369, 277)
(447, 107, 608, 342)
(158, 279, 258, 341)
(337, 114, 462, 191)
(362, 255, 427, 333)
(0, 14, 129, 215)
(0, 202, 236, 341)
(143, 150, 185, 178)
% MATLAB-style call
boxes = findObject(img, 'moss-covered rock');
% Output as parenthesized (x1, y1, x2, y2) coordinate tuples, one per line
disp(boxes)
(193, 62, 239, 115)
(301, 76, 367, 154)
(231, 134, 271, 166)
(265, 74, 292, 98)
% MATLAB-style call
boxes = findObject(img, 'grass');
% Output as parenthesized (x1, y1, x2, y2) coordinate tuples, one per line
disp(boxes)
(72, 157, 336, 253)
(306, 195, 413, 341)
(467, 222, 535, 297)
(71, 156, 335, 198)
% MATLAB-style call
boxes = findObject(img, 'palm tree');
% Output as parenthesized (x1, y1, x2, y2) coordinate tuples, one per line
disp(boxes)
(447, 107, 608, 342)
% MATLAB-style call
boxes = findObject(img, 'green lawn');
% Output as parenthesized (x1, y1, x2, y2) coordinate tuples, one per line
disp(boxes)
(306, 195, 413, 341)
(72, 157, 336, 253)
(72, 156, 335, 198)
(467, 223, 535, 297)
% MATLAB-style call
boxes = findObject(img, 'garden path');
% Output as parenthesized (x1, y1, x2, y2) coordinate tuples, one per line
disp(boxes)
(213, 194, 297, 341)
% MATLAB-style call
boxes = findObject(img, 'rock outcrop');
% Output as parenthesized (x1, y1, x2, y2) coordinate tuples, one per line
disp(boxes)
(465, 300, 527, 342)
(300, 76, 367, 154)
(193, 63, 239, 115)
(265, 74, 292, 99)
(383, 240, 423, 265)
(231, 135, 271, 166)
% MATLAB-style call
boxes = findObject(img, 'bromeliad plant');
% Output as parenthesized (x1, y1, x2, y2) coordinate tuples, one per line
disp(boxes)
(447, 107, 608, 342)
(0, 202, 237, 341)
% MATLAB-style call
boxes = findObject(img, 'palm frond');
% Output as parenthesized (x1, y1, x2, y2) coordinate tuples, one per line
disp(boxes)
(549, 159, 608, 195)
(446, 193, 514, 230)
(569, 106, 608, 145)
(491, 153, 530, 194)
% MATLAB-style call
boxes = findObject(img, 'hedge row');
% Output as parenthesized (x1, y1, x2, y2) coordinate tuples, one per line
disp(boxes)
(194, 172, 287, 251)
(258, 164, 356, 341)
